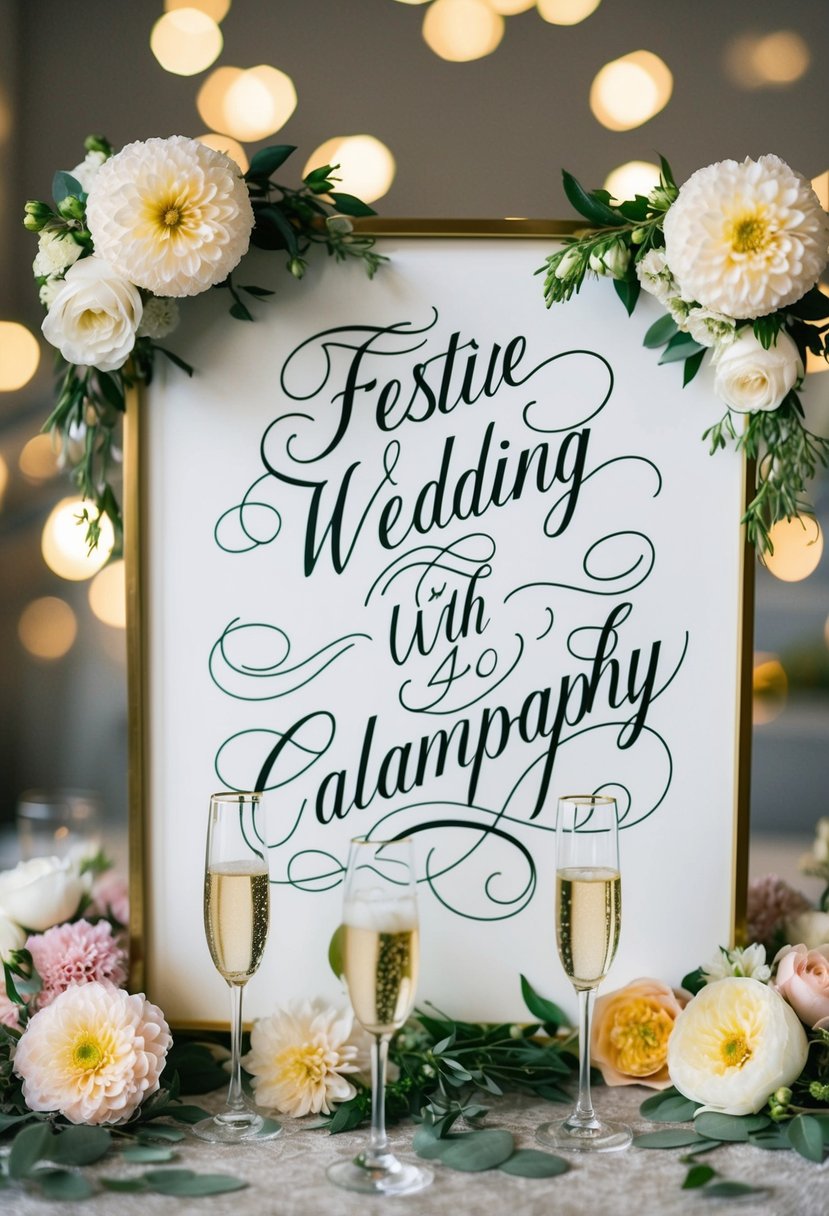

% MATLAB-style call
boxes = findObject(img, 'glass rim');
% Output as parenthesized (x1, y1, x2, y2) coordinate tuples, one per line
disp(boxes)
(558, 794, 616, 807)
(349, 833, 414, 846)
(209, 790, 262, 804)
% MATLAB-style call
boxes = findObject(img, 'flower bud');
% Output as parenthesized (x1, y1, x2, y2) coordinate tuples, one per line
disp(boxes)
(630, 227, 647, 244)
(649, 183, 679, 211)
(809, 1080, 829, 1102)
(288, 257, 306, 279)
(57, 194, 85, 221)
(773, 1087, 792, 1106)
(326, 214, 353, 237)
(23, 200, 54, 232)
(84, 134, 112, 158)
(554, 248, 581, 281)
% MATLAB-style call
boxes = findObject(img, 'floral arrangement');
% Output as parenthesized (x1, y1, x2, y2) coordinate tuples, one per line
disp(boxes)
(24, 135, 383, 552)
(541, 154, 829, 556)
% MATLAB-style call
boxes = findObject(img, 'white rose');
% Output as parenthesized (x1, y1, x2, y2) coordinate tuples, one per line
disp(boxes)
(713, 328, 801, 414)
(0, 857, 84, 932)
(42, 257, 143, 372)
(0, 909, 25, 960)
(32, 231, 83, 278)
(784, 910, 829, 950)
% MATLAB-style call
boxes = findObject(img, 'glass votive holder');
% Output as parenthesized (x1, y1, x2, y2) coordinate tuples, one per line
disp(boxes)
(16, 789, 103, 861)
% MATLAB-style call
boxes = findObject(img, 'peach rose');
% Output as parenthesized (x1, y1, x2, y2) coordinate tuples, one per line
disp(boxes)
(592, 977, 689, 1089)
(773, 944, 829, 1029)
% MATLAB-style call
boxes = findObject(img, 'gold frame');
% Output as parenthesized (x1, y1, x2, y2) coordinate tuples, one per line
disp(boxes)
(125, 220, 754, 1018)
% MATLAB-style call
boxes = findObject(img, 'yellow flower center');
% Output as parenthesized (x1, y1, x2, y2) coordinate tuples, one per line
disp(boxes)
(276, 1044, 329, 1089)
(608, 998, 673, 1077)
(728, 212, 771, 254)
(163, 207, 181, 228)
(72, 1035, 104, 1071)
(720, 1033, 752, 1069)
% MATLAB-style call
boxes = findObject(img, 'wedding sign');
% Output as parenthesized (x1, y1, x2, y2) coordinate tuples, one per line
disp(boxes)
(131, 227, 751, 1026)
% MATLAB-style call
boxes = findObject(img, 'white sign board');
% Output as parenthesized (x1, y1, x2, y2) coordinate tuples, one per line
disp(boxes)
(133, 231, 750, 1027)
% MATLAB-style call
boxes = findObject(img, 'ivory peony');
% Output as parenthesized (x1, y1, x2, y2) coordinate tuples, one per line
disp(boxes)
(14, 982, 171, 1124)
(85, 135, 254, 298)
(712, 328, 801, 413)
(42, 257, 143, 372)
(243, 999, 370, 1117)
(774, 944, 829, 1028)
(667, 977, 808, 1116)
(662, 155, 829, 320)
(592, 978, 688, 1089)
(0, 856, 84, 932)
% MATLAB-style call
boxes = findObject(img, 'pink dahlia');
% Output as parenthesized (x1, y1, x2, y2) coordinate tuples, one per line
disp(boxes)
(746, 874, 811, 949)
(14, 981, 171, 1124)
(89, 870, 129, 928)
(27, 920, 128, 1009)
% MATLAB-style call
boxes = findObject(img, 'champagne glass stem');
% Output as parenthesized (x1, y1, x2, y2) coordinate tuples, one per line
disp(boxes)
(366, 1033, 390, 1165)
(573, 987, 597, 1126)
(225, 982, 246, 1116)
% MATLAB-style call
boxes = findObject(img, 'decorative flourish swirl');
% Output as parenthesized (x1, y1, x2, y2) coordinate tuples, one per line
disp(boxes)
(544, 454, 662, 537)
(365, 533, 496, 607)
(214, 473, 282, 554)
(505, 531, 655, 600)
(215, 715, 335, 793)
(398, 632, 525, 716)
(209, 618, 370, 701)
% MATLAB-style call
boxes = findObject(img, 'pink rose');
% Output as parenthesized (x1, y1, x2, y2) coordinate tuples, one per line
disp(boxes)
(773, 944, 829, 1028)
(592, 978, 689, 1089)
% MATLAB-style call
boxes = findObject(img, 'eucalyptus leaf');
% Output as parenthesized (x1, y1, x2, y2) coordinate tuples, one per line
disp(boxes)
(0, 1112, 36, 1133)
(50, 1125, 112, 1166)
(123, 1145, 176, 1163)
(703, 1180, 763, 1198)
(101, 1177, 149, 1192)
(52, 171, 83, 204)
(438, 1130, 514, 1172)
(499, 1149, 568, 1178)
(695, 1112, 768, 1143)
(9, 1122, 53, 1180)
(682, 348, 706, 386)
(640, 1091, 699, 1123)
(519, 975, 568, 1029)
(787, 1114, 824, 1163)
(682, 1163, 716, 1189)
(613, 276, 640, 317)
(643, 313, 679, 349)
(136, 1125, 186, 1144)
(146, 1169, 248, 1196)
(658, 332, 705, 364)
(165, 1104, 211, 1125)
(36, 1168, 95, 1201)
(633, 1128, 715, 1149)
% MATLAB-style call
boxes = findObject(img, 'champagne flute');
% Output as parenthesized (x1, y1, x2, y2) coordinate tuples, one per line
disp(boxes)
(537, 794, 632, 1152)
(192, 792, 280, 1143)
(327, 836, 433, 1196)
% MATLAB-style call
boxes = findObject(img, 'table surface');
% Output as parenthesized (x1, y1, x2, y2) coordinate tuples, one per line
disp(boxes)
(5, 1084, 827, 1216)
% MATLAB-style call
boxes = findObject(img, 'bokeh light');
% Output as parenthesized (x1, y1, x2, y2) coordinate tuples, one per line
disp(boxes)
(88, 560, 126, 629)
(41, 497, 114, 582)
(590, 50, 673, 131)
(197, 132, 249, 172)
(422, 0, 505, 62)
(19, 433, 59, 483)
(537, 0, 602, 25)
(0, 453, 8, 507)
(0, 321, 40, 391)
(811, 170, 828, 211)
(150, 8, 223, 76)
(303, 135, 396, 205)
(165, 0, 230, 20)
(490, 0, 535, 13)
(752, 653, 788, 726)
(198, 65, 297, 141)
(18, 597, 77, 661)
(604, 160, 660, 201)
(724, 30, 810, 90)
(763, 516, 823, 582)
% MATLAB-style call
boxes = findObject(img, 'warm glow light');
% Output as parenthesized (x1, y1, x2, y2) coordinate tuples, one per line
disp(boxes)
(219, 65, 297, 141)
(0, 453, 8, 507)
(18, 597, 77, 661)
(197, 67, 242, 131)
(590, 50, 673, 131)
(537, 0, 601, 25)
(303, 135, 396, 205)
(197, 132, 249, 172)
(165, 0, 230, 20)
(724, 30, 810, 90)
(490, 0, 535, 13)
(150, 8, 223, 76)
(422, 0, 504, 62)
(19, 433, 59, 483)
(0, 321, 40, 391)
(604, 160, 660, 201)
(764, 516, 824, 582)
(41, 497, 114, 582)
(752, 653, 788, 726)
(88, 560, 126, 629)
(811, 171, 828, 212)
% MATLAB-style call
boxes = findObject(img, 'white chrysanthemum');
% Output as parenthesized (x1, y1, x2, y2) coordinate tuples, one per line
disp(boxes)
(667, 977, 808, 1115)
(13, 981, 171, 1125)
(137, 297, 180, 340)
(69, 149, 107, 194)
(663, 155, 829, 320)
(33, 231, 83, 278)
(686, 307, 737, 349)
(702, 944, 771, 984)
(86, 135, 254, 298)
(243, 999, 370, 1117)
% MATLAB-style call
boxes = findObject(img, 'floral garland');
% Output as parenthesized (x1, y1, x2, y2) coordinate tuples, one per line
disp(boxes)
(540, 155, 829, 556)
(24, 134, 384, 553)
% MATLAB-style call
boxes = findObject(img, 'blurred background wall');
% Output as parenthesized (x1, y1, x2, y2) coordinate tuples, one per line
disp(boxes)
(0, 0, 826, 864)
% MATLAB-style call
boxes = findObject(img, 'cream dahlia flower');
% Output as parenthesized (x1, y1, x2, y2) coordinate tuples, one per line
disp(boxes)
(243, 999, 370, 1117)
(667, 977, 808, 1116)
(85, 135, 254, 298)
(663, 155, 829, 320)
(14, 981, 171, 1125)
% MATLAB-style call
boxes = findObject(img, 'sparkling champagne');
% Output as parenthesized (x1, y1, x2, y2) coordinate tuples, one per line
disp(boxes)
(556, 866, 621, 990)
(204, 860, 269, 984)
(343, 895, 419, 1034)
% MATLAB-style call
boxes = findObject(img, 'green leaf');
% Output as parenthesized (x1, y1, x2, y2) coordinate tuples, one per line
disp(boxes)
(659, 155, 677, 189)
(154, 347, 194, 377)
(36, 1169, 95, 1201)
(640, 1091, 699, 1123)
(682, 348, 706, 386)
(695, 1112, 768, 1143)
(136, 1125, 186, 1143)
(329, 192, 376, 217)
(101, 1177, 149, 1192)
(703, 1180, 764, 1198)
(52, 171, 83, 204)
(562, 169, 624, 227)
(229, 300, 254, 322)
(439, 1129, 515, 1172)
(787, 1114, 825, 1163)
(9, 1122, 53, 1179)
(328, 926, 345, 979)
(633, 1128, 715, 1149)
(240, 284, 275, 298)
(145, 1168, 248, 1196)
(748, 1128, 789, 1151)
(682, 1163, 716, 1188)
(165, 1104, 211, 1125)
(123, 1145, 176, 1163)
(519, 974, 568, 1028)
(499, 1149, 569, 1178)
(616, 195, 650, 222)
(0, 1112, 35, 1133)
(613, 276, 640, 316)
(643, 313, 679, 349)
(50, 1125, 112, 1165)
(680, 967, 707, 996)
(658, 332, 705, 364)
(245, 145, 296, 180)
(413, 1123, 450, 1160)
(327, 1097, 366, 1134)
(788, 286, 829, 320)
(252, 203, 299, 255)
